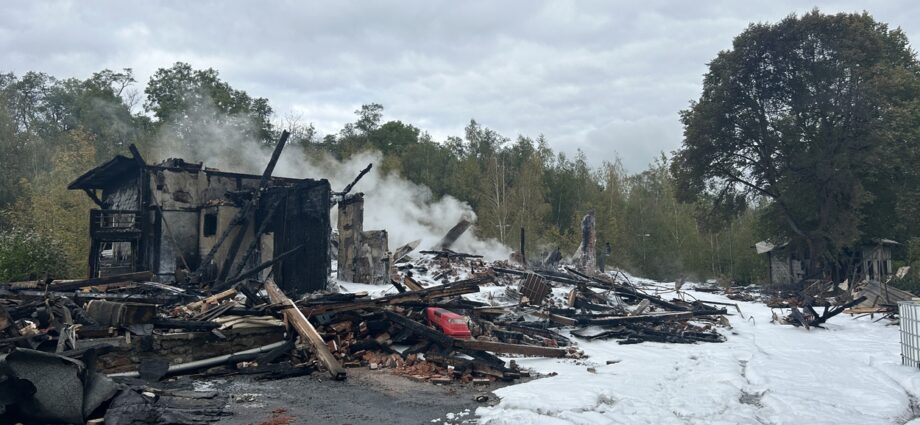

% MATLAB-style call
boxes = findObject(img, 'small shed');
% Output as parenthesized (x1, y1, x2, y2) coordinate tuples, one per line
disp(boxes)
(755, 240, 805, 287)
(855, 239, 900, 283)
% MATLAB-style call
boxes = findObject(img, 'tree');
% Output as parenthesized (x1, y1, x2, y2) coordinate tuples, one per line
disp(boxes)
(673, 11, 920, 279)
(355, 103, 384, 134)
(145, 62, 274, 152)
(0, 70, 146, 209)
(5, 129, 97, 276)
(509, 148, 551, 248)
(43, 69, 144, 161)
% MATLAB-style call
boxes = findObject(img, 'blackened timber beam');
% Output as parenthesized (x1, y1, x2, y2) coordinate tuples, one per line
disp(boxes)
(216, 216, 251, 283)
(1, 272, 150, 292)
(264, 278, 346, 380)
(419, 250, 484, 260)
(383, 311, 454, 348)
(83, 189, 105, 208)
(809, 296, 867, 328)
(11, 290, 182, 305)
(300, 277, 488, 315)
(532, 311, 578, 326)
(259, 130, 290, 189)
(503, 323, 571, 345)
(579, 311, 693, 326)
(520, 227, 526, 267)
(453, 339, 567, 358)
(217, 245, 304, 290)
(128, 144, 146, 167)
(435, 219, 472, 250)
(228, 197, 283, 281)
(390, 278, 406, 293)
(195, 200, 254, 277)
(334, 163, 373, 198)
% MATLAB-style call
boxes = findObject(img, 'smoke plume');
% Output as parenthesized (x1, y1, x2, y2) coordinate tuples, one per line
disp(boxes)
(150, 100, 511, 260)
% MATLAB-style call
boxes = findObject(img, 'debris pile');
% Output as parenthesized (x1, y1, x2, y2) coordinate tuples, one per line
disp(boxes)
(0, 237, 739, 423)
(727, 277, 911, 328)
(0, 137, 735, 423)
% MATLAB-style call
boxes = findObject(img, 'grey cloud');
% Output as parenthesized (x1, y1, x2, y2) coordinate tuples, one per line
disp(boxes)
(3, 0, 920, 173)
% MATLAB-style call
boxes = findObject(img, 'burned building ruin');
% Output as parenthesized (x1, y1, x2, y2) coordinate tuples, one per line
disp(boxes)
(68, 140, 331, 296)
(755, 238, 900, 287)
(336, 193, 389, 284)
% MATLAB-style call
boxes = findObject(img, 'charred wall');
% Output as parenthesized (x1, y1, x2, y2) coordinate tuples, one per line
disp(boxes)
(268, 180, 331, 296)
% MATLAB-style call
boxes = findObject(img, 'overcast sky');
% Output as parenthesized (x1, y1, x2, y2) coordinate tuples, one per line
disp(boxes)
(3, 1, 919, 172)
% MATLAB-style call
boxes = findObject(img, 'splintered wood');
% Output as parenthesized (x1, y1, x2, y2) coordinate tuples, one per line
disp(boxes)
(519, 273, 551, 305)
(264, 279, 346, 380)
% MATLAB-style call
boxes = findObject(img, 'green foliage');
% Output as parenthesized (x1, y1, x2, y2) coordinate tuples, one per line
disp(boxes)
(15, 53, 897, 286)
(145, 62, 274, 148)
(0, 69, 147, 209)
(326, 105, 765, 282)
(673, 10, 920, 276)
(0, 227, 70, 281)
(6, 129, 97, 276)
(4, 13, 917, 287)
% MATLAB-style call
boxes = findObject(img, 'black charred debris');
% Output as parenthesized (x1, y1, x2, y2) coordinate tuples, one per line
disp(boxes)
(0, 137, 730, 424)
(0, 257, 731, 423)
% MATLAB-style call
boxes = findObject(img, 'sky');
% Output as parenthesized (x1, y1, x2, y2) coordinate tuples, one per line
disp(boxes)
(2, 1, 920, 172)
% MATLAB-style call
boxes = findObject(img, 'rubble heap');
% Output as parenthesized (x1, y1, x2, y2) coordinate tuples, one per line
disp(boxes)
(0, 136, 733, 424)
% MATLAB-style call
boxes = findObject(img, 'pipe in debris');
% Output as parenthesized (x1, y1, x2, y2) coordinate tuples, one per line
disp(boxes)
(107, 340, 288, 378)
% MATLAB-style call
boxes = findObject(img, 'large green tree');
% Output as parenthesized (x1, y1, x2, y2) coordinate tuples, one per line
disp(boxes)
(673, 11, 920, 279)
(145, 62, 274, 153)
(0, 70, 145, 208)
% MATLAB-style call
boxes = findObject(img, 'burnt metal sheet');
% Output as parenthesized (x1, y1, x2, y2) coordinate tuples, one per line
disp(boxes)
(0, 348, 119, 424)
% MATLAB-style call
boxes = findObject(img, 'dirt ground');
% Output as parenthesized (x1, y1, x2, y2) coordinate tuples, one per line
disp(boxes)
(208, 368, 507, 425)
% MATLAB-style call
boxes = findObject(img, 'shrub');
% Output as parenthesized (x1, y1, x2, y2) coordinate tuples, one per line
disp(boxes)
(0, 227, 70, 282)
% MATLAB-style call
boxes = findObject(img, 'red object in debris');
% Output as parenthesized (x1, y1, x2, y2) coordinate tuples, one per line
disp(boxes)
(425, 307, 472, 339)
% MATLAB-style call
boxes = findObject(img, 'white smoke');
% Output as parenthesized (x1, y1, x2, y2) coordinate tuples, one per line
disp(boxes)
(150, 102, 511, 260)
(275, 150, 511, 260)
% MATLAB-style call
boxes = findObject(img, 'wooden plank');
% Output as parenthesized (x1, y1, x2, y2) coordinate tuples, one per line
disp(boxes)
(10, 290, 181, 305)
(454, 339, 567, 358)
(259, 130, 291, 188)
(264, 279, 346, 380)
(403, 275, 425, 291)
(580, 311, 693, 326)
(12, 271, 155, 291)
(629, 299, 651, 316)
(533, 311, 578, 326)
(185, 289, 237, 312)
(435, 219, 471, 250)
(301, 277, 487, 315)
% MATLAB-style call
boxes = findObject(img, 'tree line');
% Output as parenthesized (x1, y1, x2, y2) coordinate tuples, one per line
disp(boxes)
(0, 63, 762, 283)
(3, 10, 919, 288)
